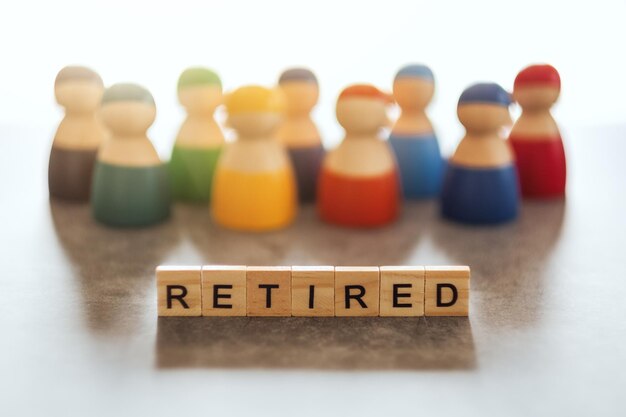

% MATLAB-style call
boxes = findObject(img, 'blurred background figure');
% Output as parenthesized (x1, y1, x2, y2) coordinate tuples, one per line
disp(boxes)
(277, 68, 324, 203)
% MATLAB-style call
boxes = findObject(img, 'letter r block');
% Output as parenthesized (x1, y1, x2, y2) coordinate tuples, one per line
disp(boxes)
(334, 267, 379, 317)
(202, 265, 247, 316)
(424, 266, 470, 316)
(246, 266, 291, 316)
(156, 266, 202, 316)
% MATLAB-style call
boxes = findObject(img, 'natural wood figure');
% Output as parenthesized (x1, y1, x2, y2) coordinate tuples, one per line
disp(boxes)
(277, 68, 324, 202)
(91, 83, 171, 227)
(509, 64, 566, 198)
(389, 64, 444, 199)
(211, 85, 297, 231)
(49, 66, 105, 201)
(169, 67, 224, 203)
(317, 84, 400, 227)
(441, 82, 519, 224)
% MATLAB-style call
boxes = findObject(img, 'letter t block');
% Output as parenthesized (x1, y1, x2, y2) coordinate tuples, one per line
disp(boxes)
(246, 266, 291, 316)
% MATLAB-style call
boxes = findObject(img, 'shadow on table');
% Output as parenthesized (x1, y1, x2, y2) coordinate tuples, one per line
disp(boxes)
(430, 199, 566, 327)
(49, 199, 180, 335)
(177, 203, 428, 266)
(155, 316, 475, 371)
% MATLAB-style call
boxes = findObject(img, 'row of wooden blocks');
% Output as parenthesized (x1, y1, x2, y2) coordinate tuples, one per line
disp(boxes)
(157, 265, 469, 317)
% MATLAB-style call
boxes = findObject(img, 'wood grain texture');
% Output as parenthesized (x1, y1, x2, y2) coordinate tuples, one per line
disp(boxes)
(202, 265, 246, 316)
(379, 266, 424, 317)
(334, 266, 379, 316)
(246, 266, 291, 316)
(291, 266, 334, 317)
(156, 266, 202, 317)
(424, 266, 470, 316)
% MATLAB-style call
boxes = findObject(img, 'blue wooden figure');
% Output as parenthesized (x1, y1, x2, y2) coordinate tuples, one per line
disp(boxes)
(441, 83, 519, 224)
(389, 64, 444, 199)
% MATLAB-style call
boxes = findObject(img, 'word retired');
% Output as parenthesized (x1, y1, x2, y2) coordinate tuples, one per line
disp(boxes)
(157, 265, 469, 317)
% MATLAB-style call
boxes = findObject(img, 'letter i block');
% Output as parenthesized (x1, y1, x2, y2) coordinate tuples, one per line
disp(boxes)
(202, 265, 247, 316)
(291, 266, 335, 317)
(379, 266, 425, 317)
(335, 267, 379, 316)
(156, 266, 202, 316)
(424, 266, 470, 316)
(246, 266, 291, 316)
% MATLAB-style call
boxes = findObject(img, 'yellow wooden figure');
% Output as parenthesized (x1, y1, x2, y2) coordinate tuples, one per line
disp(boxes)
(211, 86, 297, 231)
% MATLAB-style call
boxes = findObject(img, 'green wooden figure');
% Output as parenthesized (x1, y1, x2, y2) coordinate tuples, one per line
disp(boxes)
(91, 83, 170, 227)
(169, 67, 224, 203)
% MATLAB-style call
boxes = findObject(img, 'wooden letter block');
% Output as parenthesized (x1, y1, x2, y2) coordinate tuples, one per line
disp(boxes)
(335, 267, 379, 316)
(202, 265, 246, 316)
(379, 266, 424, 317)
(246, 266, 291, 316)
(424, 266, 470, 316)
(291, 266, 335, 317)
(157, 266, 202, 316)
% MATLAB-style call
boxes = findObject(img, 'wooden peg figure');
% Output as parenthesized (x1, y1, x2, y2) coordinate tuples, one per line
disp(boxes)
(389, 64, 444, 199)
(211, 86, 297, 231)
(49, 66, 105, 201)
(277, 68, 324, 202)
(91, 83, 170, 227)
(509, 64, 566, 198)
(169, 67, 224, 203)
(318, 84, 400, 227)
(441, 83, 519, 224)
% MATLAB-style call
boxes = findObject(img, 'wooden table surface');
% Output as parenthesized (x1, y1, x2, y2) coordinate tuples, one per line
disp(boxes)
(1, 124, 624, 416)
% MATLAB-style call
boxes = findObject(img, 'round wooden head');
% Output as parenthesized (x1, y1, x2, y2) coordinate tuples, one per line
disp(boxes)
(177, 67, 223, 114)
(224, 85, 285, 138)
(336, 84, 392, 134)
(457, 83, 512, 134)
(100, 83, 156, 137)
(54, 66, 104, 112)
(393, 64, 435, 111)
(513, 64, 561, 111)
(278, 68, 319, 116)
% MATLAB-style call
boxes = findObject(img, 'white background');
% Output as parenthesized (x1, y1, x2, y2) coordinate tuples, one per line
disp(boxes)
(1, 0, 624, 155)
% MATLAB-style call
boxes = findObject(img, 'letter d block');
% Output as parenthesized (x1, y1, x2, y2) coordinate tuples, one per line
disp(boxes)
(335, 267, 379, 317)
(157, 266, 202, 316)
(246, 267, 291, 316)
(202, 265, 247, 316)
(425, 266, 470, 316)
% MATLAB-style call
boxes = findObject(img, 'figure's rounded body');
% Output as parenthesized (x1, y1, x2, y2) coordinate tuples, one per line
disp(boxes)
(211, 86, 297, 231)
(49, 66, 105, 201)
(318, 84, 400, 227)
(389, 64, 444, 199)
(277, 68, 324, 202)
(509, 64, 566, 198)
(91, 83, 170, 227)
(441, 83, 519, 225)
(169, 67, 224, 203)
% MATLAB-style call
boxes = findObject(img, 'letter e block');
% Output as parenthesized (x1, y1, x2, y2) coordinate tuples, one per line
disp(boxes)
(246, 266, 291, 316)
(157, 266, 202, 316)
(424, 266, 470, 316)
(291, 266, 335, 317)
(335, 267, 379, 317)
(202, 265, 246, 316)
(380, 266, 424, 317)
